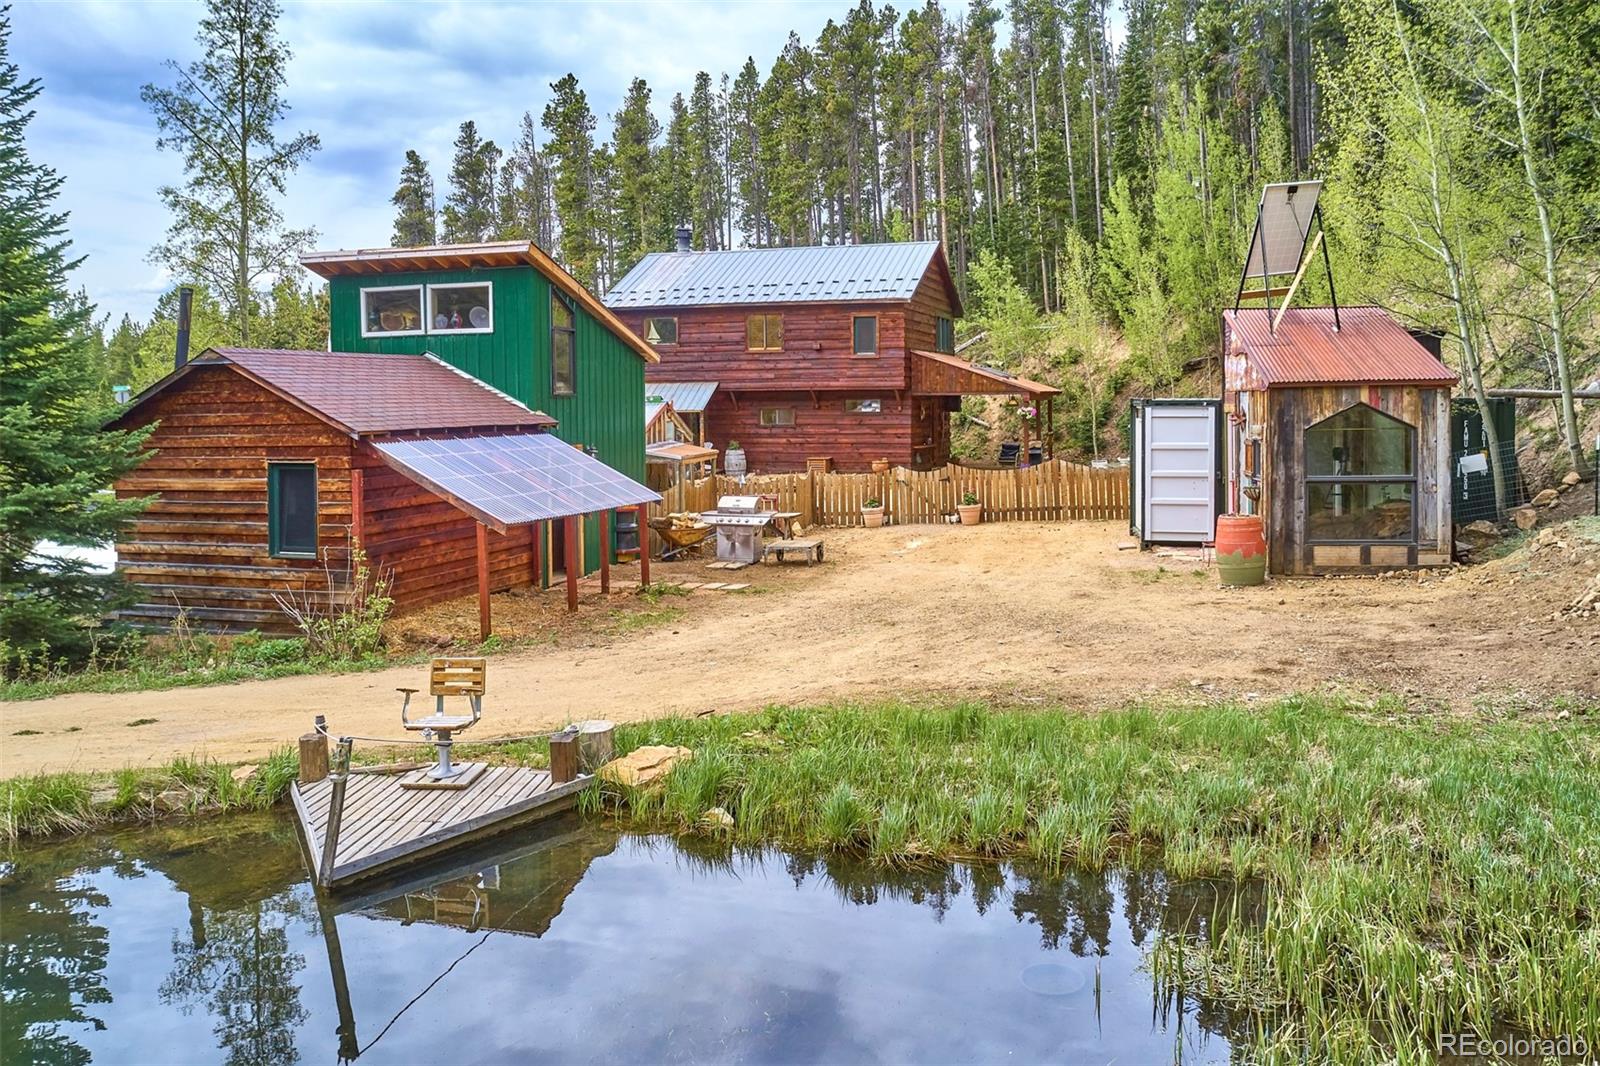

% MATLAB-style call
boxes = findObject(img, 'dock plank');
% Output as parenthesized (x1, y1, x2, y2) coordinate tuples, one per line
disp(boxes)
(291, 764, 592, 889)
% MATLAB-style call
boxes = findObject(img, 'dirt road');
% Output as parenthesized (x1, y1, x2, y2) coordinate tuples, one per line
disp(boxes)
(4, 521, 1595, 776)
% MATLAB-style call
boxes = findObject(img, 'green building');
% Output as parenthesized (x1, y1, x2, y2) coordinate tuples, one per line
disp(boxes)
(301, 241, 657, 575)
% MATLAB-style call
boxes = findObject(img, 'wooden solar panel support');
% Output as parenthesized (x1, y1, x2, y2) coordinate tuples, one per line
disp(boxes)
(599, 509, 611, 593)
(476, 522, 491, 641)
(565, 515, 579, 612)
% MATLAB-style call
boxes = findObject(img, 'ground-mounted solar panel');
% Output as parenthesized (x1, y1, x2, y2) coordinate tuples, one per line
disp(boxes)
(1242, 181, 1322, 280)
(373, 433, 661, 530)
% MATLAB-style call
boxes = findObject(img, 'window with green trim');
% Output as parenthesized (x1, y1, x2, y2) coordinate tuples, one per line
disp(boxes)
(936, 316, 955, 353)
(267, 463, 318, 558)
(552, 292, 576, 396)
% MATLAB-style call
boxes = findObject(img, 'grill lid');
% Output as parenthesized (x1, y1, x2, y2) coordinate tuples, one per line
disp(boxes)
(715, 495, 763, 514)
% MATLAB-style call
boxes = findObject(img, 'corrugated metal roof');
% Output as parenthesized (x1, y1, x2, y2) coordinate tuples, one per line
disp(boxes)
(644, 381, 719, 413)
(122, 348, 556, 436)
(1223, 307, 1457, 387)
(605, 242, 949, 309)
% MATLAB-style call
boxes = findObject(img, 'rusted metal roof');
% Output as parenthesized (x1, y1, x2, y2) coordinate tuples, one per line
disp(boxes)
(605, 241, 963, 315)
(299, 241, 658, 363)
(118, 348, 556, 437)
(1223, 306, 1457, 388)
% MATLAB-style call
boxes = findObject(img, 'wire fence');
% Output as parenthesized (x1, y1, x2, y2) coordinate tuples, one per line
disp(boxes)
(1451, 438, 1528, 524)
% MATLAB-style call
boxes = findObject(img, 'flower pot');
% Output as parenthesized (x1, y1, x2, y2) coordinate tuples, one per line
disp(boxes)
(957, 503, 982, 526)
(862, 506, 885, 528)
(1215, 514, 1267, 586)
(871, 458, 890, 474)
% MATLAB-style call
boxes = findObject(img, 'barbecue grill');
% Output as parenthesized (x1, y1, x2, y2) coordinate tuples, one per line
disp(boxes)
(700, 495, 776, 564)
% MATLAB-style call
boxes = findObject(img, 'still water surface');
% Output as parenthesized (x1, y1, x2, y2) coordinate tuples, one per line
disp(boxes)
(2, 813, 1256, 1064)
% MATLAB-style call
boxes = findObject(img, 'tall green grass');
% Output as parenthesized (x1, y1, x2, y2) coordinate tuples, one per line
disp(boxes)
(1, 747, 299, 842)
(600, 695, 1600, 1059)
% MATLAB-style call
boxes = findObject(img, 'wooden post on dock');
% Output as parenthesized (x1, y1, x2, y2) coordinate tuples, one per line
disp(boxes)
(577, 720, 615, 772)
(299, 731, 329, 784)
(318, 738, 353, 887)
(549, 727, 580, 784)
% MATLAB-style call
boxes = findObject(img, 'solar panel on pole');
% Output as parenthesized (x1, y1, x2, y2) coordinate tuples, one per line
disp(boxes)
(1242, 181, 1323, 279)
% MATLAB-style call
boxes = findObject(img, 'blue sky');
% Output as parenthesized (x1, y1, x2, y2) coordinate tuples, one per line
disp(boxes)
(14, 0, 849, 324)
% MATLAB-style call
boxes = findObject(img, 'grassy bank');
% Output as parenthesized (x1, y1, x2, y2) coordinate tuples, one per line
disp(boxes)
(1, 748, 298, 841)
(590, 696, 1599, 1060)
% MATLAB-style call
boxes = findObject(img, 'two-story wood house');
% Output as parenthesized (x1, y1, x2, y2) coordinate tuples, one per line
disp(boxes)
(300, 241, 658, 568)
(604, 237, 1058, 473)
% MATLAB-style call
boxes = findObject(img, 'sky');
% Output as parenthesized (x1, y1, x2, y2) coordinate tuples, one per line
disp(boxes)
(13, 0, 852, 325)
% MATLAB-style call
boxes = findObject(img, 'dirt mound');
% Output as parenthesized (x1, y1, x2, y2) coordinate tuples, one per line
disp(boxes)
(1447, 518, 1600, 625)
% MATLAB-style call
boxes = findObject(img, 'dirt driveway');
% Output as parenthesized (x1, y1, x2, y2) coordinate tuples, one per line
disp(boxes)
(4, 521, 1596, 776)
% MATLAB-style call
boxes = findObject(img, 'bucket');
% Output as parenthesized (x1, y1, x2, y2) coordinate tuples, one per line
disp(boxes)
(1215, 515, 1267, 587)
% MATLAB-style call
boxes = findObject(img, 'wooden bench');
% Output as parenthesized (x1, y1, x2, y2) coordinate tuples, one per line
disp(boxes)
(764, 538, 824, 565)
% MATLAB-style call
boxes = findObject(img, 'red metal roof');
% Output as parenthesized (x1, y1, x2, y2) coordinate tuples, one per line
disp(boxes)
(122, 349, 556, 436)
(1223, 306, 1457, 388)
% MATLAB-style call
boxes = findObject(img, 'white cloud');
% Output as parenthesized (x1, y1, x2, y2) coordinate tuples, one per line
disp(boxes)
(15, 0, 840, 323)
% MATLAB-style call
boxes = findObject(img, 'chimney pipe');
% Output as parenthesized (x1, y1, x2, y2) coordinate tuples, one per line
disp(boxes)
(674, 225, 692, 254)
(174, 286, 194, 369)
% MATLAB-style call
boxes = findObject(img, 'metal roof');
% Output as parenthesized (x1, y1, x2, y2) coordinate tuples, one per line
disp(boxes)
(911, 350, 1062, 397)
(114, 348, 556, 437)
(644, 381, 719, 413)
(1223, 307, 1458, 387)
(372, 432, 660, 532)
(605, 242, 959, 311)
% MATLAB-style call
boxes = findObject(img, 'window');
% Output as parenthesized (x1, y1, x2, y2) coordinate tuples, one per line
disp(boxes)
(936, 316, 955, 353)
(267, 463, 318, 557)
(746, 314, 783, 352)
(852, 315, 878, 356)
(758, 407, 794, 427)
(361, 286, 424, 337)
(428, 282, 493, 333)
(644, 317, 678, 345)
(1304, 404, 1416, 543)
(845, 399, 882, 414)
(551, 292, 576, 396)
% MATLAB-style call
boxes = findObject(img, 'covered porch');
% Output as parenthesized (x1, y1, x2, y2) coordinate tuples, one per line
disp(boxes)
(368, 432, 660, 640)
(910, 349, 1062, 463)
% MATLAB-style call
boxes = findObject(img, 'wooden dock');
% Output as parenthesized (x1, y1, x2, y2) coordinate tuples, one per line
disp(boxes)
(291, 765, 594, 889)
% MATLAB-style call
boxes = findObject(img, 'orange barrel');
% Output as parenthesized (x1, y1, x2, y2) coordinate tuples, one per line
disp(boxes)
(1215, 515, 1267, 586)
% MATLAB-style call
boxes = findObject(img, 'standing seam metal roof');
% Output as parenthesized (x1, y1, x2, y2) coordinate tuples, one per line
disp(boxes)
(604, 242, 946, 309)
(1224, 307, 1458, 387)
(643, 381, 719, 413)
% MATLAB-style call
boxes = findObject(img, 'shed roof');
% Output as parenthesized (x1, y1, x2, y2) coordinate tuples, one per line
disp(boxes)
(645, 381, 719, 413)
(605, 241, 962, 315)
(911, 349, 1061, 397)
(113, 348, 555, 437)
(299, 240, 657, 363)
(1223, 306, 1457, 387)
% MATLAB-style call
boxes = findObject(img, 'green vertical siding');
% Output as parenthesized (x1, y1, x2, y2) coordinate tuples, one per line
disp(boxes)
(329, 265, 646, 574)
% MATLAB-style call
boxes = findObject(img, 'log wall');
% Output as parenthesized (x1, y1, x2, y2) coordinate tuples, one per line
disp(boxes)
(701, 390, 921, 472)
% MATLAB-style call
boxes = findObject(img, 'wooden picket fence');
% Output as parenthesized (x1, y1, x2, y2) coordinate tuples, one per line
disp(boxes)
(649, 459, 1128, 529)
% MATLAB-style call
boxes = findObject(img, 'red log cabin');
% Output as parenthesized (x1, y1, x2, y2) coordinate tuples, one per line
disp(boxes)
(108, 348, 657, 636)
(604, 235, 1059, 472)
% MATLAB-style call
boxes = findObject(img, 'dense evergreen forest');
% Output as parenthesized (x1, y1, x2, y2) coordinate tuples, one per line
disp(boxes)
(93, 0, 1600, 469)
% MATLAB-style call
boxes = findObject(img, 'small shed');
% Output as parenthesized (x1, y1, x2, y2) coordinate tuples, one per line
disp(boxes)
(1223, 306, 1458, 574)
(110, 348, 659, 637)
(644, 397, 694, 445)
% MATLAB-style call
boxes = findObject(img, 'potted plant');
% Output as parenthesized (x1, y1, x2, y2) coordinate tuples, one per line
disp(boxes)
(871, 457, 891, 474)
(957, 491, 982, 526)
(862, 496, 886, 528)
(724, 440, 746, 479)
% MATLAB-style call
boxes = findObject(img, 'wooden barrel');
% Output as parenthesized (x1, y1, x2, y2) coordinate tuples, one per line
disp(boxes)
(1215, 515, 1267, 586)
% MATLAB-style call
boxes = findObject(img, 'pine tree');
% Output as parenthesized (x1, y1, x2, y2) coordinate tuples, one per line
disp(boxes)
(655, 92, 695, 243)
(611, 78, 660, 262)
(1, 14, 152, 671)
(687, 71, 728, 249)
(499, 112, 554, 247)
(140, 0, 320, 344)
(440, 121, 501, 242)
(390, 150, 436, 246)
(542, 74, 601, 285)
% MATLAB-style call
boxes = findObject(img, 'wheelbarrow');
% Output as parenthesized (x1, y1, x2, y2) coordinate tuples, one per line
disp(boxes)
(649, 516, 714, 561)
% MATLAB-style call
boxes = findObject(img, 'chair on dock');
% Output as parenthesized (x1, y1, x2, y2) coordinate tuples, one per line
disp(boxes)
(398, 658, 485, 782)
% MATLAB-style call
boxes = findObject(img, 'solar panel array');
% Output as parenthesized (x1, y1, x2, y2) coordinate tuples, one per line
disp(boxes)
(373, 433, 661, 528)
(1243, 181, 1322, 279)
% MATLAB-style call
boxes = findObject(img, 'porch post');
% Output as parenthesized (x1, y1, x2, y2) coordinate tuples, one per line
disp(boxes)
(531, 520, 543, 591)
(1046, 396, 1055, 458)
(350, 467, 366, 553)
(599, 508, 611, 593)
(476, 521, 491, 642)
(564, 514, 579, 612)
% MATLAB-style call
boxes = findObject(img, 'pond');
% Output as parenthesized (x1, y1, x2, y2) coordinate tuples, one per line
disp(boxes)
(1, 814, 1260, 1064)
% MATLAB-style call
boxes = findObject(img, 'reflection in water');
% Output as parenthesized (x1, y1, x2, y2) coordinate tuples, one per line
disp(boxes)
(2, 813, 1258, 1064)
